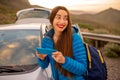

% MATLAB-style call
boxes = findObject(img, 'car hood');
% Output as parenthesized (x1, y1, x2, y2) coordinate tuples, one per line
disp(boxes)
(0, 23, 50, 30)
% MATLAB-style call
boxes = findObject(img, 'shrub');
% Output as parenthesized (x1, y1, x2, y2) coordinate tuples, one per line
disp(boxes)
(104, 43, 120, 57)
(106, 48, 118, 57)
(92, 29, 109, 34)
(78, 23, 94, 31)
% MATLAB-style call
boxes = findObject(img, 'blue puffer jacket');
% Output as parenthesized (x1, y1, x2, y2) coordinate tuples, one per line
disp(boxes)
(37, 27, 87, 80)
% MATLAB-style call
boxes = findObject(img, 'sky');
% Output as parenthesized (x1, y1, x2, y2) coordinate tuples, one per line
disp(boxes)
(29, 0, 120, 13)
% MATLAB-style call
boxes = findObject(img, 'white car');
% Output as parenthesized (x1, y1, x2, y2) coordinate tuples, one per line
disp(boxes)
(0, 8, 53, 80)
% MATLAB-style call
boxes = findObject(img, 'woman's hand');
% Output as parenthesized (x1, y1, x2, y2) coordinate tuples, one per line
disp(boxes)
(52, 51, 65, 64)
(36, 51, 47, 61)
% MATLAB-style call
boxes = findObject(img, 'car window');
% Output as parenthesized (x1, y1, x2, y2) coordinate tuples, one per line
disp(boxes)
(0, 30, 40, 74)
(17, 9, 49, 20)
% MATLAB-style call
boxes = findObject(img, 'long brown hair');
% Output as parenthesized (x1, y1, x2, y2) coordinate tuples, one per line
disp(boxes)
(49, 6, 73, 77)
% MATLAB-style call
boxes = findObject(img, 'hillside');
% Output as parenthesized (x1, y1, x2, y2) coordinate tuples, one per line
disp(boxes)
(0, 0, 31, 10)
(71, 8, 120, 35)
(94, 8, 120, 28)
(0, 1, 120, 35)
(0, 0, 42, 24)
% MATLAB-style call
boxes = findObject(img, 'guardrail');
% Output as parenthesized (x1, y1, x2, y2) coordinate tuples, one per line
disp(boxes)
(74, 24, 120, 47)
(81, 32, 120, 47)
(81, 32, 120, 44)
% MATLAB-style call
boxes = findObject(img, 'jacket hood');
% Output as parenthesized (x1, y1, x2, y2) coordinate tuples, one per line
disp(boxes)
(72, 26, 79, 34)
(44, 28, 54, 39)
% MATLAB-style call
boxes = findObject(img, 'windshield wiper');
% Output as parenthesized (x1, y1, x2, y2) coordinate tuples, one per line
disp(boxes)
(0, 66, 25, 73)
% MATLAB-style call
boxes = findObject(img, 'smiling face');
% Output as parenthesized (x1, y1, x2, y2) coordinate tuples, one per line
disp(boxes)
(53, 10, 68, 33)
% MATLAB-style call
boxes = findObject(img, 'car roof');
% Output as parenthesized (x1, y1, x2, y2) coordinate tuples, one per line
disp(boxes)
(16, 8, 50, 17)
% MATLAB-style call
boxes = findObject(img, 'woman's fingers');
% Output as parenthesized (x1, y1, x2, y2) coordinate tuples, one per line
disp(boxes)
(36, 50, 65, 63)
(52, 51, 65, 64)
(36, 51, 47, 61)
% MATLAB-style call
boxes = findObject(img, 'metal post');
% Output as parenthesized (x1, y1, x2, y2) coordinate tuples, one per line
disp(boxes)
(95, 40, 98, 48)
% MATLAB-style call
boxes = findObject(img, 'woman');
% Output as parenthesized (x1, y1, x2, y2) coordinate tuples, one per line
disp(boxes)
(36, 6, 87, 80)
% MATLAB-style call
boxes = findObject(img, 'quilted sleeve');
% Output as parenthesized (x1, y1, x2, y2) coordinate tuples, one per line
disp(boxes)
(37, 38, 50, 69)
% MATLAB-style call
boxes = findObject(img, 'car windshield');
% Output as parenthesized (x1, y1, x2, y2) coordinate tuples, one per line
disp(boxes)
(17, 9, 49, 20)
(0, 30, 40, 67)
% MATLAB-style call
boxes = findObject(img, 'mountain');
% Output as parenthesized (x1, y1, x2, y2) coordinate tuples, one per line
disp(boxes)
(71, 8, 120, 35)
(94, 8, 120, 28)
(0, 1, 120, 35)
(0, 0, 43, 24)
(70, 10, 88, 15)
(0, 0, 31, 11)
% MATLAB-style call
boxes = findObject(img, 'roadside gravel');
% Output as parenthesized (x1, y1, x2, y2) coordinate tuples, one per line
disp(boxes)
(104, 54, 120, 80)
